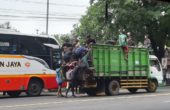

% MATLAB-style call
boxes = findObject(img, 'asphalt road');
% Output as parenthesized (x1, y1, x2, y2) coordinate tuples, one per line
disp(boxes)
(0, 87, 170, 110)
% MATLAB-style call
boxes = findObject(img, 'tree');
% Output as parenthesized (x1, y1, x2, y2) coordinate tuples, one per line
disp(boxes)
(72, 0, 170, 60)
(0, 22, 11, 29)
(53, 34, 71, 45)
(0, 21, 19, 32)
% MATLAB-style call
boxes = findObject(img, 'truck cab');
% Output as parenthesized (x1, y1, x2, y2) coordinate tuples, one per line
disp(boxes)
(149, 55, 163, 85)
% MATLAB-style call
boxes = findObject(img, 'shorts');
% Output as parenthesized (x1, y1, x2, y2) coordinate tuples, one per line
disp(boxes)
(58, 82, 62, 86)
(122, 46, 128, 53)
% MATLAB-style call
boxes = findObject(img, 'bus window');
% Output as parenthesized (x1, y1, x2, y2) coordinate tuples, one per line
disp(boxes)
(0, 41, 10, 53)
(52, 48, 62, 68)
(37, 37, 59, 45)
(0, 35, 17, 54)
(18, 36, 47, 55)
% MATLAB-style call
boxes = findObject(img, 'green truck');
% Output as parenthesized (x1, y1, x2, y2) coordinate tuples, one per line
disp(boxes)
(83, 44, 163, 96)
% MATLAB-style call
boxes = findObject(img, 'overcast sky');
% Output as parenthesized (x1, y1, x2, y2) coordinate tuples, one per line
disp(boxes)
(0, 0, 90, 35)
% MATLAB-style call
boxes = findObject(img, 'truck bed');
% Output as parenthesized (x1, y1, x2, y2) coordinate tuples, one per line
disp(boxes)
(91, 44, 150, 78)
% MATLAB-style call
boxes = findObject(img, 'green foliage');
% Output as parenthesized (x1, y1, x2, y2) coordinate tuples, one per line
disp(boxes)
(53, 34, 71, 45)
(72, 0, 170, 59)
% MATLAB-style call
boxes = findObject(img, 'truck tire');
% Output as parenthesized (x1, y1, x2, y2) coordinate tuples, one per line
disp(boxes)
(127, 88, 138, 93)
(26, 79, 43, 96)
(7, 91, 21, 97)
(146, 80, 158, 92)
(85, 88, 96, 96)
(107, 80, 119, 96)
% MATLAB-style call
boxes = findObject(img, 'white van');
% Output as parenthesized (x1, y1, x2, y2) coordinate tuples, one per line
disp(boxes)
(149, 55, 163, 85)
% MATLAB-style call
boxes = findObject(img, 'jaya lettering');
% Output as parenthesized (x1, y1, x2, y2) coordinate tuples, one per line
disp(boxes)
(0, 61, 21, 67)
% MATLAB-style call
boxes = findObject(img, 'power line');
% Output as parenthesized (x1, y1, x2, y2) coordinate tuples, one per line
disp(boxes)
(0, 0, 87, 22)
(0, 18, 78, 21)
(2, 0, 87, 8)
(0, 0, 87, 33)
(0, 8, 83, 17)
(0, 14, 80, 20)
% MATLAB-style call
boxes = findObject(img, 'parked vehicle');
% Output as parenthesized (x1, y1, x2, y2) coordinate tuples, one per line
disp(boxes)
(0, 55, 66, 97)
(0, 29, 61, 70)
(81, 44, 163, 96)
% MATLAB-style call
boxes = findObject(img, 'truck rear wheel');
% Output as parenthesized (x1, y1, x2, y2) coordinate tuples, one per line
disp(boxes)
(146, 80, 158, 92)
(26, 79, 43, 96)
(127, 88, 138, 93)
(107, 80, 119, 96)
(7, 91, 21, 97)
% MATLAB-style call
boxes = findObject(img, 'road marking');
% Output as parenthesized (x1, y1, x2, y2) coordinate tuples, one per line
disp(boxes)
(1, 93, 170, 108)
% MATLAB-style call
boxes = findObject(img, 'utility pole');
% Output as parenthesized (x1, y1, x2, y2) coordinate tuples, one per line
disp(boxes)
(104, 0, 108, 40)
(105, 0, 108, 24)
(46, 0, 49, 35)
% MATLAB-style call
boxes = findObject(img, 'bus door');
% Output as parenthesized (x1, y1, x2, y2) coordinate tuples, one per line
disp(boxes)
(44, 43, 62, 69)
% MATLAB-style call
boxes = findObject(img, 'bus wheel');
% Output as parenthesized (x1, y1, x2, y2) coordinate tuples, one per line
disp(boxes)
(7, 91, 21, 97)
(146, 80, 158, 93)
(127, 88, 138, 93)
(26, 79, 43, 96)
(107, 80, 119, 96)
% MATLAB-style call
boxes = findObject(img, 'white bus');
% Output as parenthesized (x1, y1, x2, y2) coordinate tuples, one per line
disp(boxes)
(0, 29, 61, 69)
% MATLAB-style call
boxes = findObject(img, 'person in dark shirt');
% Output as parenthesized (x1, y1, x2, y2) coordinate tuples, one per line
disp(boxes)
(61, 39, 73, 79)
(62, 39, 73, 52)
(127, 32, 135, 46)
(74, 46, 88, 60)
(62, 39, 73, 63)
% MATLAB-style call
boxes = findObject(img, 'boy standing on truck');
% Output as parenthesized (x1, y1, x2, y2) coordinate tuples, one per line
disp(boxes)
(118, 29, 128, 61)
(143, 34, 151, 49)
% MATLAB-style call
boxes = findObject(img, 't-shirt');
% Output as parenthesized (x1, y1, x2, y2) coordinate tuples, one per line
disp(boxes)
(74, 46, 87, 59)
(75, 46, 87, 55)
(144, 38, 151, 48)
(63, 51, 72, 62)
(118, 34, 127, 46)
